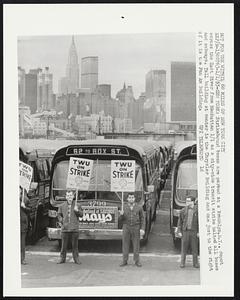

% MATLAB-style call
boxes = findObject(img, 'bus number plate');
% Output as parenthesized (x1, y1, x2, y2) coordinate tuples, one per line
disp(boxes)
(89, 200, 106, 207)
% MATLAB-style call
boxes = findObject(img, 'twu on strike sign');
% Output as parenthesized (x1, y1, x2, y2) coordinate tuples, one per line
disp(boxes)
(19, 161, 33, 192)
(66, 157, 93, 190)
(110, 160, 135, 192)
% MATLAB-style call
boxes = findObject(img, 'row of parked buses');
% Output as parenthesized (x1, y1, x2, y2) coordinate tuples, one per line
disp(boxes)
(19, 146, 54, 244)
(19, 139, 196, 247)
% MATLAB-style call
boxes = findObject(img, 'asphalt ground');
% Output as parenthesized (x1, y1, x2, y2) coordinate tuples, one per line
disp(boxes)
(22, 178, 200, 288)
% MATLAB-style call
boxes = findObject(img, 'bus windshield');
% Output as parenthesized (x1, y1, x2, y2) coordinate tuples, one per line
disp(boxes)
(176, 159, 197, 204)
(52, 160, 144, 203)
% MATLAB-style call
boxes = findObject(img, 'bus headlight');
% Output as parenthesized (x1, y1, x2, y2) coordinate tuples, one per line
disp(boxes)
(48, 210, 57, 218)
(173, 209, 181, 217)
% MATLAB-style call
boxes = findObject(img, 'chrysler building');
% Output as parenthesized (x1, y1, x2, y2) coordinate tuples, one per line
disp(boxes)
(58, 36, 79, 94)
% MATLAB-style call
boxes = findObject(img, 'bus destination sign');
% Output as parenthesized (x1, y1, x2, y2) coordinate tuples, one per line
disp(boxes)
(66, 146, 129, 156)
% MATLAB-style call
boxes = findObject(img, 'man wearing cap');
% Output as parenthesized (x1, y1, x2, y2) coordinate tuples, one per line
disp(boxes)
(119, 193, 145, 267)
(57, 190, 83, 264)
(177, 196, 199, 268)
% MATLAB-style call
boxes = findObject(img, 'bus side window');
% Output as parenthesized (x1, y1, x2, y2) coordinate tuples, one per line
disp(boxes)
(150, 158, 154, 174)
(36, 160, 44, 181)
(29, 161, 38, 182)
(148, 161, 152, 178)
(153, 156, 156, 170)
(46, 158, 52, 176)
(145, 165, 149, 185)
(42, 159, 50, 179)
(36, 159, 49, 180)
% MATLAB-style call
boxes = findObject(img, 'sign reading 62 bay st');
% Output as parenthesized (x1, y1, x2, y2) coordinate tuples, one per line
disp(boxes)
(110, 160, 135, 192)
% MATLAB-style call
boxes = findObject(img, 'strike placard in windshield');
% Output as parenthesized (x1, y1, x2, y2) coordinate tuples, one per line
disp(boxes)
(66, 157, 94, 190)
(19, 161, 33, 192)
(110, 160, 135, 192)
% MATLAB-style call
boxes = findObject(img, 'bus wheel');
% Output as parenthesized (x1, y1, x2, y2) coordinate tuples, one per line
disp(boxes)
(58, 239, 62, 249)
(152, 201, 158, 222)
(173, 237, 181, 250)
(31, 207, 44, 244)
(141, 212, 151, 246)
(152, 211, 156, 222)
(140, 232, 148, 246)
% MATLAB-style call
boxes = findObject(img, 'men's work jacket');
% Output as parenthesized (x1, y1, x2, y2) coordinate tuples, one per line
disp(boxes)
(177, 205, 199, 233)
(120, 203, 145, 231)
(58, 201, 83, 232)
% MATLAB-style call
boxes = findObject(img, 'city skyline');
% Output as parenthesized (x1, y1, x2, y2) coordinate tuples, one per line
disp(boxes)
(18, 33, 195, 98)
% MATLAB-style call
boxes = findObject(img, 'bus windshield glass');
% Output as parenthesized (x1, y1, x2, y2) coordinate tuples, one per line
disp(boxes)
(176, 159, 197, 204)
(52, 160, 143, 203)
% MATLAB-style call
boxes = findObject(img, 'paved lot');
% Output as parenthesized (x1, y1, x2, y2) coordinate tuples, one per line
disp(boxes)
(22, 179, 200, 288)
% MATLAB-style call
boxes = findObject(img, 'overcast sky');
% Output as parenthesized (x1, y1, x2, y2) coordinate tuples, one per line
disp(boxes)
(18, 33, 195, 98)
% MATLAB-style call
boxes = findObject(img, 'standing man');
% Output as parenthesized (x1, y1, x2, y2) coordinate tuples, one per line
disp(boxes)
(57, 190, 83, 265)
(20, 186, 31, 265)
(177, 196, 199, 268)
(119, 193, 145, 267)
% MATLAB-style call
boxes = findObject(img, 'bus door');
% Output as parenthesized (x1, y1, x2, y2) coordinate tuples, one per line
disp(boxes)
(35, 158, 51, 215)
(171, 158, 197, 246)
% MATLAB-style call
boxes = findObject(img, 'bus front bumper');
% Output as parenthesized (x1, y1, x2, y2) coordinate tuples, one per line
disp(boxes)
(47, 227, 145, 240)
(47, 227, 124, 240)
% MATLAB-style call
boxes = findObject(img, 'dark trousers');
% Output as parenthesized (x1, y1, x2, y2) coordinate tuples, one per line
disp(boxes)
(60, 232, 79, 262)
(21, 231, 27, 263)
(122, 224, 140, 263)
(181, 230, 198, 265)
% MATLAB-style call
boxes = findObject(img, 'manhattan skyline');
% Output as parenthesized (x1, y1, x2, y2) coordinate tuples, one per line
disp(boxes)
(18, 32, 195, 98)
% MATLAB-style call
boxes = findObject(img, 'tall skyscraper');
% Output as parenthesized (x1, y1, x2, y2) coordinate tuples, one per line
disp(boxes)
(36, 67, 54, 111)
(25, 71, 38, 113)
(18, 67, 25, 105)
(170, 61, 196, 122)
(58, 36, 79, 94)
(145, 70, 166, 123)
(145, 70, 166, 98)
(66, 36, 79, 92)
(18, 66, 53, 113)
(116, 83, 135, 119)
(81, 56, 98, 91)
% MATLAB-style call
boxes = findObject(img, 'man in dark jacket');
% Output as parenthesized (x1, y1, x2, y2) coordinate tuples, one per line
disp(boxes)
(20, 186, 31, 265)
(57, 190, 83, 264)
(177, 196, 199, 268)
(119, 193, 145, 267)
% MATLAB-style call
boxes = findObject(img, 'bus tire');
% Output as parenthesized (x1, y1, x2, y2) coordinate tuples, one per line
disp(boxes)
(26, 218, 34, 245)
(141, 211, 151, 246)
(152, 200, 158, 222)
(173, 237, 181, 250)
(31, 206, 43, 244)
(58, 239, 62, 249)
(141, 228, 149, 246)
(152, 209, 157, 222)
